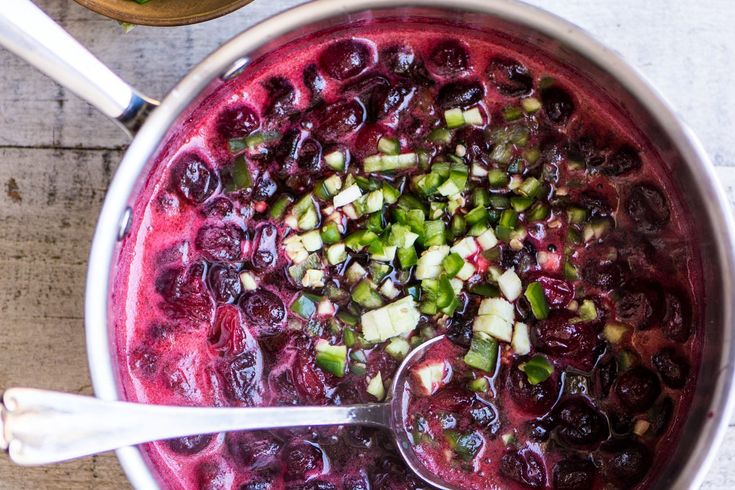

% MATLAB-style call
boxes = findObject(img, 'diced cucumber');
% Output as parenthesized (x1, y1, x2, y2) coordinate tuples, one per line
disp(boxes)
(463, 333, 498, 372)
(451, 237, 479, 259)
(412, 360, 449, 396)
(428, 127, 452, 144)
(456, 261, 476, 281)
(498, 269, 523, 301)
(364, 190, 384, 214)
(320, 222, 341, 245)
(378, 136, 401, 155)
(372, 245, 397, 263)
(380, 279, 401, 300)
(478, 298, 515, 323)
(511, 322, 531, 355)
(366, 371, 385, 401)
(345, 230, 378, 251)
(575, 299, 598, 322)
(463, 107, 484, 125)
(317, 298, 335, 317)
(382, 182, 401, 204)
(520, 355, 554, 385)
(239, 271, 258, 291)
(298, 207, 319, 231)
(442, 252, 465, 278)
(477, 228, 498, 250)
(361, 296, 420, 342)
(385, 337, 410, 359)
(301, 230, 323, 252)
(301, 269, 325, 288)
(346, 262, 368, 284)
(398, 246, 418, 268)
(291, 293, 319, 319)
(521, 97, 542, 113)
(415, 245, 450, 280)
(468, 377, 489, 392)
(364, 153, 418, 173)
(327, 243, 347, 265)
(323, 174, 343, 196)
(352, 280, 384, 309)
(603, 321, 629, 344)
(333, 184, 362, 207)
(444, 108, 465, 129)
(324, 150, 346, 171)
(473, 315, 512, 342)
(315, 340, 346, 377)
(422, 220, 446, 246)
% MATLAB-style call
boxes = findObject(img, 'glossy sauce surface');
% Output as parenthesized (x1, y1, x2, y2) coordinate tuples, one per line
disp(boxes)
(112, 19, 702, 490)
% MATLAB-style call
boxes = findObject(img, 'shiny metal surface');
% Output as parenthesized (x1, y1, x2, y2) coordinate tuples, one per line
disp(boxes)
(0, 0, 158, 135)
(0, 388, 389, 466)
(0, 0, 731, 488)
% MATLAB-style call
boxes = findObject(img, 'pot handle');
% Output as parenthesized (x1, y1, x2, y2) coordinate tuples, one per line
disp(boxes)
(0, 1, 159, 136)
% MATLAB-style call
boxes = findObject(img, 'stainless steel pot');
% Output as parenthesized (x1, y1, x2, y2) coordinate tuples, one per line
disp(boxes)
(1, 1, 733, 489)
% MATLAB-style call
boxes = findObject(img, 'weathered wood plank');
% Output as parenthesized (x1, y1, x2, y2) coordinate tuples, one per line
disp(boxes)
(0, 0, 733, 488)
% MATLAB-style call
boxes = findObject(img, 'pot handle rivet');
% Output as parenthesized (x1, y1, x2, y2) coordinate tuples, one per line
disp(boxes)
(221, 57, 251, 82)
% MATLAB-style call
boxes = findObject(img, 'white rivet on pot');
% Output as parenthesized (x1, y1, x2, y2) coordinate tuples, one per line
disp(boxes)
(118, 207, 132, 241)
(221, 57, 250, 82)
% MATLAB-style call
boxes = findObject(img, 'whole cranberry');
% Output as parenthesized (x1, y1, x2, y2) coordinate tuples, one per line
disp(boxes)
(652, 348, 690, 389)
(626, 183, 670, 233)
(216, 104, 259, 140)
(542, 85, 575, 125)
(222, 350, 262, 403)
(500, 448, 546, 488)
(429, 39, 470, 75)
(239, 290, 286, 333)
(166, 434, 213, 455)
(507, 357, 558, 415)
(282, 441, 324, 480)
(319, 40, 372, 80)
(195, 223, 245, 262)
(155, 262, 214, 324)
(171, 154, 219, 204)
(436, 80, 485, 109)
(487, 56, 533, 97)
(552, 397, 609, 448)
(602, 439, 651, 486)
(615, 366, 661, 412)
(553, 458, 596, 490)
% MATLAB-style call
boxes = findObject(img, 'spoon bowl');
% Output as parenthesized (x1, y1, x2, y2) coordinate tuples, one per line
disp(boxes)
(1, 335, 454, 489)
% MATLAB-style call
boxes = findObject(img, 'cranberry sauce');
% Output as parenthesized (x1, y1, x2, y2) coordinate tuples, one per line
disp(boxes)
(112, 19, 702, 490)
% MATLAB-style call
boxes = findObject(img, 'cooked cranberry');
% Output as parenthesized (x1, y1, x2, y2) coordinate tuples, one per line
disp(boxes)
(470, 404, 500, 433)
(582, 259, 623, 291)
(263, 76, 296, 118)
(553, 458, 596, 490)
(533, 276, 574, 308)
(429, 386, 475, 413)
(156, 262, 214, 323)
(508, 357, 558, 415)
(166, 434, 213, 455)
(217, 104, 259, 139)
(599, 145, 642, 176)
(202, 196, 234, 218)
(240, 481, 272, 490)
(454, 126, 491, 161)
(373, 82, 414, 120)
(501, 240, 537, 272)
(436, 80, 485, 109)
(270, 368, 300, 405)
(652, 348, 689, 388)
(209, 305, 245, 355)
(567, 134, 608, 169)
(129, 345, 159, 378)
(313, 99, 366, 142)
(252, 223, 279, 272)
(649, 397, 674, 435)
(196, 223, 245, 262)
(603, 439, 651, 486)
(596, 357, 618, 398)
(615, 366, 661, 412)
(288, 482, 336, 490)
(344, 427, 375, 449)
(615, 283, 660, 329)
(533, 312, 601, 370)
(303, 63, 325, 98)
(319, 39, 372, 80)
(196, 460, 234, 490)
(429, 39, 470, 75)
(578, 191, 613, 219)
(292, 350, 329, 403)
(343, 73, 390, 97)
(662, 290, 692, 342)
(208, 265, 241, 304)
(383, 45, 415, 74)
(275, 127, 303, 164)
(239, 290, 286, 331)
(553, 397, 609, 447)
(253, 171, 279, 202)
(446, 317, 474, 347)
(626, 183, 670, 233)
(487, 57, 533, 97)
(500, 448, 546, 488)
(343, 473, 370, 490)
(297, 138, 323, 174)
(223, 350, 262, 402)
(542, 85, 575, 125)
(283, 441, 324, 480)
(171, 154, 219, 204)
(226, 431, 282, 467)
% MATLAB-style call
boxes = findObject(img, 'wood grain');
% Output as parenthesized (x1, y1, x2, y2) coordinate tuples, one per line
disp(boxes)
(0, 0, 732, 488)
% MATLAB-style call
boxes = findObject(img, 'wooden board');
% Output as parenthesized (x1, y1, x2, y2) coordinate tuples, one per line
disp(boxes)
(0, 0, 732, 488)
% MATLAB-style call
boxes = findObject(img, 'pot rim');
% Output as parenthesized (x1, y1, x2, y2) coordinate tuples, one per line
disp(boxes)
(84, 1, 735, 488)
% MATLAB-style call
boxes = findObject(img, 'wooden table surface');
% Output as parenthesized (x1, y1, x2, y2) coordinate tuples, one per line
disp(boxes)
(0, 0, 733, 488)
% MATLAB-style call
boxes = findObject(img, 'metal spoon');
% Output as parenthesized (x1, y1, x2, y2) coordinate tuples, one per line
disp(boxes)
(1, 335, 454, 489)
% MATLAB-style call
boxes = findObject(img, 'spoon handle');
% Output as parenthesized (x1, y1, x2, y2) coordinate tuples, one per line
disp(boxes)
(0, 388, 391, 466)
